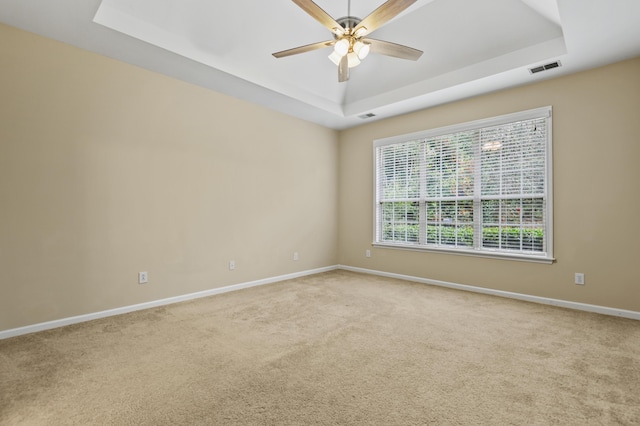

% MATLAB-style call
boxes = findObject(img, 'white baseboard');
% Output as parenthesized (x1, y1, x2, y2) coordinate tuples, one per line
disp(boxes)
(0, 265, 338, 340)
(3, 264, 637, 340)
(338, 265, 640, 321)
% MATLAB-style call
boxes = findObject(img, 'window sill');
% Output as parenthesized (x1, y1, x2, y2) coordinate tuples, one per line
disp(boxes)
(372, 243, 555, 264)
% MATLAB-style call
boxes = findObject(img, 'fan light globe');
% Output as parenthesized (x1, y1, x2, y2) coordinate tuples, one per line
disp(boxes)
(328, 51, 342, 66)
(347, 52, 361, 68)
(354, 41, 370, 60)
(334, 38, 350, 57)
(329, 51, 363, 68)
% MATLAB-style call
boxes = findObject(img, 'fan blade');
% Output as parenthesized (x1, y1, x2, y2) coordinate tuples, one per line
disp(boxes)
(354, 0, 417, 36)
(292, 0, 345, 36)
(272, 40, 334, 58)
(366, 38, 423, 60)
(338, 55, 349, 82)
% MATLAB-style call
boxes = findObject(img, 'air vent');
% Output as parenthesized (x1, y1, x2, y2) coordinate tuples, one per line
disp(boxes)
(529, 61, 562, 74)
(358, 113, 376, 119)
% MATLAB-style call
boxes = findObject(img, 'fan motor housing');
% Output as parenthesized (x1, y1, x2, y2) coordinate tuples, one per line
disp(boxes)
(335, 16, 362, 37)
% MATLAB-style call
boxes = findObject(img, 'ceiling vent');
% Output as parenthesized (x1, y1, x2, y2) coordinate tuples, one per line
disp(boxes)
(358, 113, 376, 119)
(529, 61, 562, 74)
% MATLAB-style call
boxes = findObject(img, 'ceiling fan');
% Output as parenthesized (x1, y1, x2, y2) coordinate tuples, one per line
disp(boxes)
(272, 0, 423, 82)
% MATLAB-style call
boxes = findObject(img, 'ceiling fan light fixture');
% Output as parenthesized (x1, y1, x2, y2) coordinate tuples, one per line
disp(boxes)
(353, 40, 370, 60)
(334, 38, 350, 56)
(347, 51, 361, 68)
(330, 49, 362, 68)
(328, 51, 342, 66)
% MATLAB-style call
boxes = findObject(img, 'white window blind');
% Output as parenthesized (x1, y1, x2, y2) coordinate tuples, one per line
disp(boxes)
(374, 107, 553, 262)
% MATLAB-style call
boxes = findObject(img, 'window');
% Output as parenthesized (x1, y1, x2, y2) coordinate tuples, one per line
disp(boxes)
(374, 107, 553, 263)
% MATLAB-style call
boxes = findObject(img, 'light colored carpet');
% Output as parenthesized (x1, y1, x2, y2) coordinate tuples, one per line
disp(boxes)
(1, 270, 639, 425)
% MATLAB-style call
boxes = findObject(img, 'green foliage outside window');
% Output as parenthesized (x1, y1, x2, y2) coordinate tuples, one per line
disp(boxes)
(382, 224, 544, 251)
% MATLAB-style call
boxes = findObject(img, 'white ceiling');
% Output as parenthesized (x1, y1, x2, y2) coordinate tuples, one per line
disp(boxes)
(1, 0, 639, 129)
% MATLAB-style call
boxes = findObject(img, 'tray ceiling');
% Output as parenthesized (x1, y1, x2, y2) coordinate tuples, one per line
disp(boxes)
(1, 0, 639, 129)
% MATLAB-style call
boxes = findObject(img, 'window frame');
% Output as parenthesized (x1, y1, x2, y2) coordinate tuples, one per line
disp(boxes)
(373, 106, 554, 264)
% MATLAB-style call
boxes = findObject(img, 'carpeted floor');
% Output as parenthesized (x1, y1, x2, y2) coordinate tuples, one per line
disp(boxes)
(1, 270, 639, 425)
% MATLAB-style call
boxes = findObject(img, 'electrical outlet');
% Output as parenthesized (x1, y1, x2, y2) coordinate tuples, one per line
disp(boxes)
(138, 271, 148, 284)
(575, 273, 585, 285)
(293, 252, 299, 261)
(229, 260, 235, 271)
(366, 249, 371, 258)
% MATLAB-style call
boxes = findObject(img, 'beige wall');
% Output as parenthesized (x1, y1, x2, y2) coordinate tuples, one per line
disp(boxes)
(2, 22, 639, 333)
(339, 57, 640, 312)
(0, 24, 338, 331)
